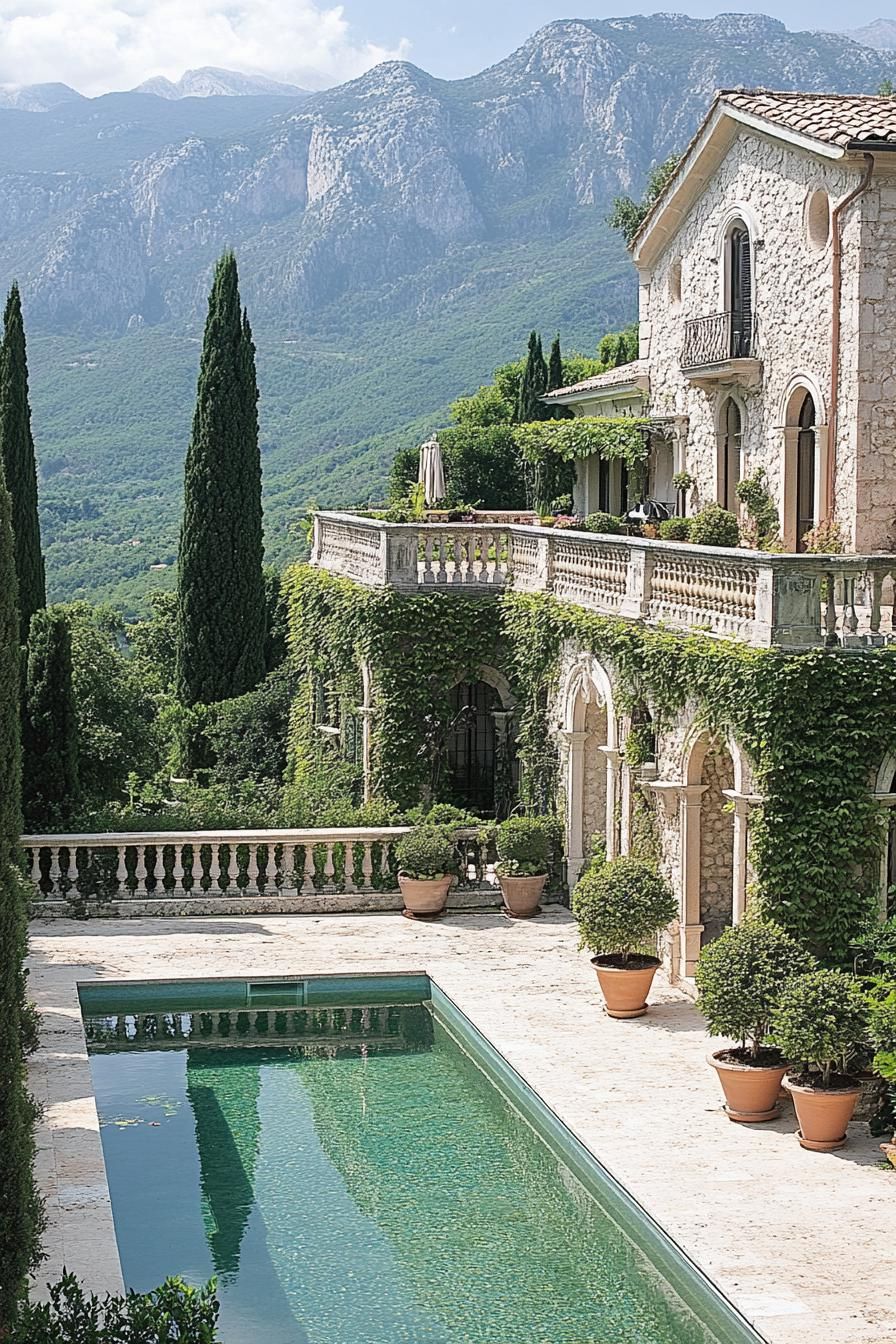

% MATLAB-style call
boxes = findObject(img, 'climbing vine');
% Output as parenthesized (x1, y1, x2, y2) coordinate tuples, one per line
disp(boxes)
(500, 592, 896, 963)
(515, 417, 651, 507)
(283, 566, 504, 816)
(285, 567, 896, 962)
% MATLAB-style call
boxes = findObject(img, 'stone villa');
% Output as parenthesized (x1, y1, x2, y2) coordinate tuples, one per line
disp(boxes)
(547, 90, 896, 555)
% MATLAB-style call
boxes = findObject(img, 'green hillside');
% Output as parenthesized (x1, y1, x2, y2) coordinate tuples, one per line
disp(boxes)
(32, 214, 632, 614)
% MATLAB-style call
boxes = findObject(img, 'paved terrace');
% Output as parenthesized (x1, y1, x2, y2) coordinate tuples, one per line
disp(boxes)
(28, 910, 896, 1343)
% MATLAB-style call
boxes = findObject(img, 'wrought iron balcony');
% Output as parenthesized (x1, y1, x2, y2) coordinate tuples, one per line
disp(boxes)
(681, 311, 758, 380)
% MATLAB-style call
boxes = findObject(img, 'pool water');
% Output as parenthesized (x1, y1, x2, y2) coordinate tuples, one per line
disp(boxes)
(84, 980, 752, 1344)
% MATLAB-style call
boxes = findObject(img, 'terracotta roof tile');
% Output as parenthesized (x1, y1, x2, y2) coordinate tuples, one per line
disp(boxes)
(720, 90, 896, 148)
(543, 359, 648, 400)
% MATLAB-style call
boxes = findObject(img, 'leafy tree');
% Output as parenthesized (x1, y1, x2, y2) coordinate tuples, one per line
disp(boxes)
(263, 567, 289, 673)
(598, 324, 639, 366)
(67, 602, 161, 805)
(176, 252, 266, 708)
(206, 665, 295, 788)
(450, 379, 517, 428)
(0, 456, 43, 1329)
(0, 283, 45, 643)
(128, 590, 178, 693)
(879, 78, 895, 95)
(547, 335, 564, 392)
(608, 155, 682, 246)
(22, 605, 79, 825)
(516, 331, 549, 423)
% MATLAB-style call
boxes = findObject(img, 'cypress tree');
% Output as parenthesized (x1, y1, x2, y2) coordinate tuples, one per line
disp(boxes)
(176, 252, 266, 706)
(516, 330, 549, 423)
(0, 284, 45, 644)
(22, 605, 79, 827)
(0, 468, 42, 1329)
(547, 334, 564, 392)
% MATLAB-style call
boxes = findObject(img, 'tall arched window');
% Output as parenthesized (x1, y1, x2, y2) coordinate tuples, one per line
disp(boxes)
(719, 398, 742, 513)
(796, 392, 817, 552)
(728, 223, 752, 357)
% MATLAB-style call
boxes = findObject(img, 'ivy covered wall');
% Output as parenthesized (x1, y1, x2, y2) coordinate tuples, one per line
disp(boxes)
(286, 565, 896, 961)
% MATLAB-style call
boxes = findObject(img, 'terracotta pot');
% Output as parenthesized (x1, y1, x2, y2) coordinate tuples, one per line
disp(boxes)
(708, 1050, 788, 1123)
(498, 873, 547, 919)
(398, 874, 451, 918)
(783, 1076, 862, 1151)
(591, 955, 660, 1019)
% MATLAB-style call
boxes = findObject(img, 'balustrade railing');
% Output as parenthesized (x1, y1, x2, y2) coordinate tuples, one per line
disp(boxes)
(313, 511, 896, 649)
(681, 310, 753, 369)
(23, 826, 499, 911)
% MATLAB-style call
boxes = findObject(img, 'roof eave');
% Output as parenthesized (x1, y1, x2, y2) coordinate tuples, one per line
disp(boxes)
(632, 101, 846, 270)
(543, 377, 649, 407)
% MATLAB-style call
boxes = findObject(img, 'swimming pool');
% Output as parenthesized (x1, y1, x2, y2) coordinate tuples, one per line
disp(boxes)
(81, 974, 763, 1344)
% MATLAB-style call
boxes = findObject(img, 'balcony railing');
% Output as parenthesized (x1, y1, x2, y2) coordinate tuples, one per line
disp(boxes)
(681, 310, 753, 369)
(312, 511, 896, 650)
(22, 825, 517, 916)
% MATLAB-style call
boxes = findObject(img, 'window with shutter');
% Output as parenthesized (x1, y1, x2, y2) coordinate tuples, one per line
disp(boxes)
(729, 225, 752, 358)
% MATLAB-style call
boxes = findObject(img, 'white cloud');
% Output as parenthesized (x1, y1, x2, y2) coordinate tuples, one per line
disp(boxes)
(0, 0, 411, 95)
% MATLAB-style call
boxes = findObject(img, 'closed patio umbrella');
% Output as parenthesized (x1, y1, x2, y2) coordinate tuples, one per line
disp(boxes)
(417, 437, 446, 506)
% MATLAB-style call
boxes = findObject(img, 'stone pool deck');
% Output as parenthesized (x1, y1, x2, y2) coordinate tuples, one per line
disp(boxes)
(27, 909, 896, 1343)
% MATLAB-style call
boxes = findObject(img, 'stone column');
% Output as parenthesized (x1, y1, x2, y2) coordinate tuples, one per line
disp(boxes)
(357, 706, 376, 802)
(598, 746, 621, 860)
(491, 710, 515, 818)
(560, 730, 588, 887)
(721, 790, 762, 924)
(679, 784, 708, 979)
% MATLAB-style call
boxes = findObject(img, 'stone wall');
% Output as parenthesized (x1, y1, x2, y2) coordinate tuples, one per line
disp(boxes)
(854, 163, 896, 551)
(641, 130, 872, 548)
(581, 699, 608, 858)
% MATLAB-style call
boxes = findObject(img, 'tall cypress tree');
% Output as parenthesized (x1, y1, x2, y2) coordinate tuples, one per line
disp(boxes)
(176, 252, 265, 706)
(21, 605, 79, 826)
(0, 284, 45, 644)
(547, 334, 564, 392)
(516, 330, 549, 423)
(0, 469, 42, 1328)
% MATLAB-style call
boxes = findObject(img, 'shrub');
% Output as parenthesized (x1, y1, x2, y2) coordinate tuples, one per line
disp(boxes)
(552, 515, 584, 530)
(671, 470, 694, 493)
(394, 825, 457, 880)
(869, 993, 896, 1085)
(584, 511, 624, 536)
(10, 1272, 220, 1342)
(658, 516, 691, 542)
(736, 469, 780, 549)
(494, 816, 551, 876)
(695, 918, 815, 1059)
(550, 494, 574, 515)
(772, 969, 868, 1087)
(688, 503, 740, 548)
(572, 856, 676, 963)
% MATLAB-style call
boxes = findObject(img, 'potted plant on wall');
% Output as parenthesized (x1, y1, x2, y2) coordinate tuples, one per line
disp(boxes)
(772, 968, 868, 1151)
(695, 917, 815, 1123)
(394, 825, 457, 920)
(493, 816, 552, 919)
(572, 856, 677, 1018)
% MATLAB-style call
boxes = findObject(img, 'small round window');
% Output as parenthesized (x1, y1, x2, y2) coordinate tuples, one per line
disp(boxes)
(668, 258, 683, 307)
(806, 189, 831, 251)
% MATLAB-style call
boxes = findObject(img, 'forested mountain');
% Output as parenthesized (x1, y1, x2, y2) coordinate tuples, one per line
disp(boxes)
(2, 13, 895, 611)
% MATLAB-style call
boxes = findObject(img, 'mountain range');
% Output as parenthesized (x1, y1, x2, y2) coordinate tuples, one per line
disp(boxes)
(2, 12, 896, 613)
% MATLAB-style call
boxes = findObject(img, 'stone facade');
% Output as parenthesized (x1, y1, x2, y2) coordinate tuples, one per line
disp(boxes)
(554, 97, 896, 554)
(696, 741, 735, 946)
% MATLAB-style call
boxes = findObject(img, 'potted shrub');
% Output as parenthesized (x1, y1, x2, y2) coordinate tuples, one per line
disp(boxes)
(695, 918, 815, 1123)
(493, 816, 552, 919)
(394, 825, 457, 919)
(772, 969, 868, 1151)
(572, 856, 677, 1018)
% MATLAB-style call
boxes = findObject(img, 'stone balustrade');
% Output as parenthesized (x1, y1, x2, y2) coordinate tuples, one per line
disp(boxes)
(23, 826, 504, 917)
(312, 510, 896, 649)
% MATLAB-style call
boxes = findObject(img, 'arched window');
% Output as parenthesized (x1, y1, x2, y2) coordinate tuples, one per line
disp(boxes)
(727, 222, 752, 358)
(719, 398, 742, 513)
(796, 392, 817, 552)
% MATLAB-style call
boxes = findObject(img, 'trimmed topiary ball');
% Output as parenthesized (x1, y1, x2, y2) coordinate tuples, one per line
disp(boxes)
(688, 503, 740, 548)
(394, 825, 457, 880)
(771, 968, 868, 1087)
(572, 855, 676, 963)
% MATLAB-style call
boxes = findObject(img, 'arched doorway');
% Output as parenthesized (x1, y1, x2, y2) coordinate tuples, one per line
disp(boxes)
(560, 656, 619, 885)
(444, 667, 516, 817)
(795, 392, 817, 552)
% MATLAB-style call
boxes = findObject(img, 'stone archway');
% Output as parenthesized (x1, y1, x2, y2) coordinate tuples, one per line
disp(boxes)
(560, 655, 619, 886)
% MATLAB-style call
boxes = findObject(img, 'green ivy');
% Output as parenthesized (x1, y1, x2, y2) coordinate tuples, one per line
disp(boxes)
(501, 592, 893, 963)
(286, 568, 896, 963)
(283, 566, 504, 813)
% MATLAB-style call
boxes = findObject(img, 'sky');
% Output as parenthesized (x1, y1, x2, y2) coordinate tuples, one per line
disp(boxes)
(0, 0, 890, 96)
